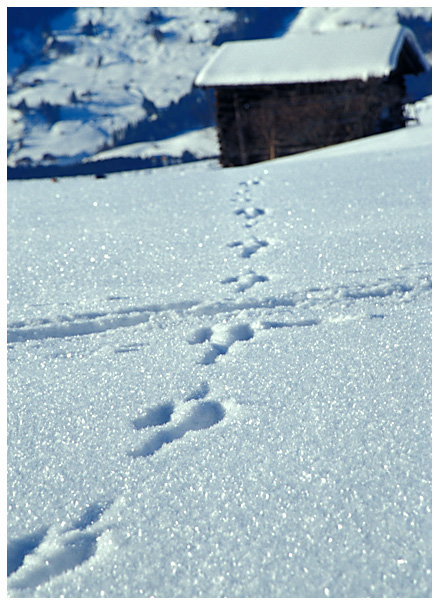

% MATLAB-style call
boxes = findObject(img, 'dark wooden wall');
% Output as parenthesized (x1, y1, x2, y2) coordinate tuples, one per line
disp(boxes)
(215, 77, 405, 167)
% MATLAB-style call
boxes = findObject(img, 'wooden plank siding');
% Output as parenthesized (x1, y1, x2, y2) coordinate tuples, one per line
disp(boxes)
(215, 77, 405, 167)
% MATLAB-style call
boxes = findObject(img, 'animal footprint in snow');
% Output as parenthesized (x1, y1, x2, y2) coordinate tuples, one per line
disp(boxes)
(184, 381, 210, 401)
(7, 503, 108, 591)
(234, 207, 265, 227)
(129, 399, 225, 458)
(186, 326, 213, 345)
(221, 271, 269, 293)
(231, 177, 264, 202)
(227, 236, 269, 258)
(235, 207, 265, 219)
(188, 322, 254, 365)
(132, 402, 174, 430)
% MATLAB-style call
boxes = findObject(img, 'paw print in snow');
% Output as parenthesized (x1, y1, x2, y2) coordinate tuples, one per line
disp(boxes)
(129, 387, 225, 458)
(8, 503, 109, 591)
(227, 236, 269, 258)
(188, 322, 254, 365)
(221, 270, 269, 293)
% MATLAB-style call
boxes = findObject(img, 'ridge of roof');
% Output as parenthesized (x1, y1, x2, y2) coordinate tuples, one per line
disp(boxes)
(195, 25, 429, 88)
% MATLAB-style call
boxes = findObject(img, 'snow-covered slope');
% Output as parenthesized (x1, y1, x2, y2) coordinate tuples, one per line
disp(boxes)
(7, 7, 236, 170)
(7, 7, 432, 176)
(7, 94, 432, 597)
(287, 6, 433, 34)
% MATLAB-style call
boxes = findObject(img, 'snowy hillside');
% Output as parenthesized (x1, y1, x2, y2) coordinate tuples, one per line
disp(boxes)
(287, 6, 433, 38)
(7, 7, 298, 176)
(7, 7, 235, 170)
(7, 6, 432, 178)
(7, 92, 432, 597)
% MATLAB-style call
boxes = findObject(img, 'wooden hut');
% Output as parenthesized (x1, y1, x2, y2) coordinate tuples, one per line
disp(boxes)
(195, 25, 429, 167)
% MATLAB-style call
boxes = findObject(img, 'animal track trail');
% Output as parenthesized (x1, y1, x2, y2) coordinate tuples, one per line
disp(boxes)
(7, 503, 109, 592)
(224, 177, 272, 301)
(7, 269, 431, 348)
(129, 388, 225, 459)
(7, 299, 199, 344)
(230, 176, 268, 227)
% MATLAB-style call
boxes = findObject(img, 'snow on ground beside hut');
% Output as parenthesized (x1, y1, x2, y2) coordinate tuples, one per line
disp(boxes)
(87, 127, 219, 164)
(7, 96, 432, 598)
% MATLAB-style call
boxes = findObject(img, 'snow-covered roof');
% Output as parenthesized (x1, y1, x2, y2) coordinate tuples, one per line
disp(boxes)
(195, 25, 429, 88)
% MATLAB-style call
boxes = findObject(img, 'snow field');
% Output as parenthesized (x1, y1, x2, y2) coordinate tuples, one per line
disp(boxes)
(7, 105, 431, 597)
